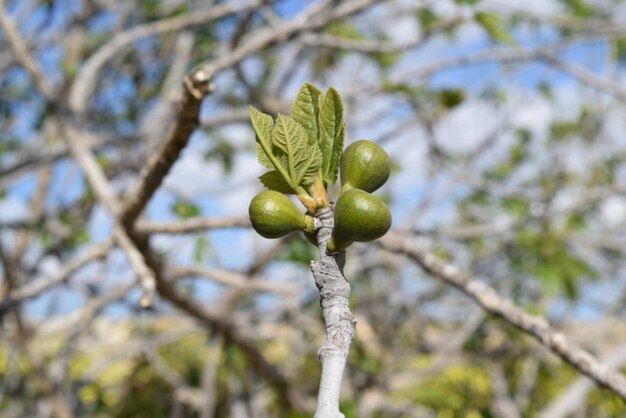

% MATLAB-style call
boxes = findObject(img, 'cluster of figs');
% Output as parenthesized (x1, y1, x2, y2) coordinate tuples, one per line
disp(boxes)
(249, 140, 392, 252)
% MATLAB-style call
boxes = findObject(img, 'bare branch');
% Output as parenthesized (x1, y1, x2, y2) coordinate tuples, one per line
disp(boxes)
(139, 31, 196, 143)
(169, 266, 298, 295)
(0, 0, 54, 99)
(148, 264, 304, 410)
(298, 16, 464, 53)
(0, 239, 112, 315)
(385, 29, 626, 88)
(136, 216, 251, 234)
(0, 134, 131, 188)
(200, 336, 223, 418)
(200, 109, 251, 128)
(62, 125, 157, 307)
(119, 79, 214, 226)
(494, 3, 624, 32)
(68, 0, 262, 114)
(193, 0, 380, 81)
(489, 364, 522, 418)
(543, 55, 626, 101)
(40, 282, 135, 336)
(379, 232, 626, 402)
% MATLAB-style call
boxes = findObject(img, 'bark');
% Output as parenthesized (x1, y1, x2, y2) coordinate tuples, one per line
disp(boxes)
(311, 207, 357, 418)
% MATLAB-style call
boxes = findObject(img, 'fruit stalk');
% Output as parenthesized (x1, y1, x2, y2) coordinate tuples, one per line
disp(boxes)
(310, 206, 356, 418)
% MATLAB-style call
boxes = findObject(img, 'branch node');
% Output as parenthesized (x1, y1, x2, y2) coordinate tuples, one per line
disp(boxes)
(184, 71, 215, 99)
(139, 276, 157, 309)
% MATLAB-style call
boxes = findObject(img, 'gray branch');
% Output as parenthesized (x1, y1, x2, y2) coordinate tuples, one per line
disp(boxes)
(379, 232, 626, 402)
(311, 207, 356, 418)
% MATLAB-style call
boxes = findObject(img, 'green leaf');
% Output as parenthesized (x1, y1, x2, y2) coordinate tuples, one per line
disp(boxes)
(204, 138, 235, 175)
(249, 106, 276, 170)
(326, 22, 364, 40)
(612, 37, 626, 62)
(194, 236, 210, 263)
(272, 114, 322, 187)
(566, 213, 586, 231)
(372, 50, 400, 69)
(69, 229, 90, 248)
(256, 143, 275, 169)
(259, 171, 296, 194)
(328, 122, 344, 185)
(437, 88, 465, 109)
(318, 87, 344, 184)
(291, 83, 322, 145)
(563, 0, 593, 18)
(172, 201, 200, 219)
(475, 12, 512, 44)
(416, 8, 439, 31)
(502, 197, 529, 217)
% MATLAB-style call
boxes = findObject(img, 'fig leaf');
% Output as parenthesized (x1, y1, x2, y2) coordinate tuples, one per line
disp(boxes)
(291, 82, 322, 145)
(259, 171, 296, 194)
(272, 114, 322, 187)
(319, 86, 344, 184)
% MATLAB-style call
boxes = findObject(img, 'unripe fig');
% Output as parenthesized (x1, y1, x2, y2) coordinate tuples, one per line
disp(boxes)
(249, 191, 314, 238)
(329, 189, 391, 251)
(340, 140, 390, 193)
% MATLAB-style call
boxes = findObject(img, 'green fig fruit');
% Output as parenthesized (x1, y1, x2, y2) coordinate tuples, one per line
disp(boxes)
(340, 140, 391, 193)
(328, 189, 391, 251)
(249, 191, 314, 239)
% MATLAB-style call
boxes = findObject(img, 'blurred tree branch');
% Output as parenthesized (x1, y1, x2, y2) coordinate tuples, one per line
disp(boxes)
(1, 0, 626, 415)
(380, 232, 626, 401)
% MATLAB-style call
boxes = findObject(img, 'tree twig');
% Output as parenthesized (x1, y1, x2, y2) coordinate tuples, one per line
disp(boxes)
(169, 265, 298, 295)
(0, 239, 112, 315)
(67, 0, 261, 115)
(0, 0, 55, 99)
(489, 364, 522, 418)
(298, 16, 464, 53)
(311, 207, 356, 418)
(379, 232, 626, 402)
(62, 125, 158, 307)
(136, 216, 251, 234)
(119, 78, 214, 226)
(200, 335, 223, 418)
(192, 0, 380, 81)
(542, 54, 626, 101)
(0, 134, 132, 188)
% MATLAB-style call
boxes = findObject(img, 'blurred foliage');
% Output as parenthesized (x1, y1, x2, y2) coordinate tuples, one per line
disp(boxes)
(311, 22, 400, 78)
(171, 200, 201, 219)
(113, 359, 172, 418)
(2, 0, 626, 416)
(204, 138, 236, 175)
(475, 12, 513, 44)
(278, 236, 318, 265)
(1, 320, 624, 417)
